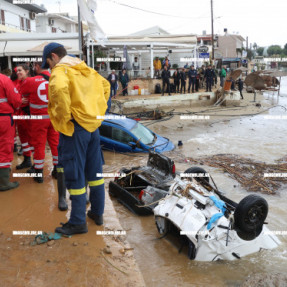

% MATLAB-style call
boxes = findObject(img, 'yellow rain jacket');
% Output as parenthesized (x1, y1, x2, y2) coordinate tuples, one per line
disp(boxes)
(153, 59, 162, 70)
(48, 56, 110, 136)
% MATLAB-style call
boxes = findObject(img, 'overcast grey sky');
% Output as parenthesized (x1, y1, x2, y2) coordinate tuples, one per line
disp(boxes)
(38, 0, 287, 47)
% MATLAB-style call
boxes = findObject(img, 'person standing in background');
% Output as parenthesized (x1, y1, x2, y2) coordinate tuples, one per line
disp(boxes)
(212, 65, 218, 87)
(238, 78, 244, 99)
(120, 69, 129, 96)
(153, 57, 162, 78)
(204, 65, 215, 92)
(188, 65, 197, 93)
(107, 70, 118, 112)
(173, 69, 180, 93)
(161, 66, 171, 96)
(162, 57, 171, 70)
(132, 57, 140, 78)
(220, 65, 227, 87)
(180, 68, 187, 94)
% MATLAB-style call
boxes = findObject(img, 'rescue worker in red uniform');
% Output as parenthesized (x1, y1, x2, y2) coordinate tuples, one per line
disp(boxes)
(0, 74, 22, 191)
(15, 65, 33, 170)
(19, 63, 59, 183)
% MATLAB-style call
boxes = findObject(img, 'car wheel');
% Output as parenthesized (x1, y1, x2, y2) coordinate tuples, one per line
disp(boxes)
(234, 194, 268, 235)
(187, 239, 197, 260)
(155, 216, 169, 236)
(182, 167, 209, 183)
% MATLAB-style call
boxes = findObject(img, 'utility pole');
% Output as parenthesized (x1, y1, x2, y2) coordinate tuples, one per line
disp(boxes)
(78, 5, 83, 60)
(211, 0, 214, 62)
(246, 36, 248, 51)
(56, 0, 61, 13)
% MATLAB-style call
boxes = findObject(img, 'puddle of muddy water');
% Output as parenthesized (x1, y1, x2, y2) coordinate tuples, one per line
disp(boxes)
(106, 78, 287, 287)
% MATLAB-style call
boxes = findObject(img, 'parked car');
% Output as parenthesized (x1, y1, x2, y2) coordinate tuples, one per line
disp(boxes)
(109, 151, 281, 260)
(99, 117, 174, 153)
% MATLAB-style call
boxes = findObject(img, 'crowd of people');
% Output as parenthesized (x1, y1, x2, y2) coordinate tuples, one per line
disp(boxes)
(159, 63, 220, 96)
(105, 59, 245, 103)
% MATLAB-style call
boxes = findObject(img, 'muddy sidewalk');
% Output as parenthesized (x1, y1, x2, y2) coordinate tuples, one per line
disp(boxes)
(0, 159, 145, 287)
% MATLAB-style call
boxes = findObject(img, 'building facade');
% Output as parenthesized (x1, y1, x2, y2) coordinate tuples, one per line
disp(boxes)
(36, 13, 78, 34)
(0, 0, 46, 33)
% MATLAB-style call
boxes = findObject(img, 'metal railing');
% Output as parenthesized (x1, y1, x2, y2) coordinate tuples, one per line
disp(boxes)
(97, 69, 152, 80)
(0, 20, 33, 32)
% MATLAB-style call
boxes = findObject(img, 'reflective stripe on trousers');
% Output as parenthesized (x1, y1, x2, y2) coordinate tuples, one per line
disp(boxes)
(68, 187, 86, 196)
(0, 162, 11, 167)
(88, 178, 104, 187)
(34, 159, 44, 169)
(53, 155, 58, 165)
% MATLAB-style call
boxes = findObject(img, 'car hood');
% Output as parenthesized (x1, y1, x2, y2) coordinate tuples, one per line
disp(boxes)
(150, 134, 174, 152)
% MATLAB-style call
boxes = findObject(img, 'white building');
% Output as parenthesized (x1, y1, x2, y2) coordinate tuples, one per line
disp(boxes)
(0, 0, 46, 33)
(89, 26, 198, 77)
(36, 13, 78, 34)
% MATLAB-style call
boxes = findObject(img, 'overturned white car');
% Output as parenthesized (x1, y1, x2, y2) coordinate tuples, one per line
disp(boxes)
(153, 168, 280, 261)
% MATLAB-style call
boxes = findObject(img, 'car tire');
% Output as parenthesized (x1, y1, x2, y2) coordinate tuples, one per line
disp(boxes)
(182, 167, 209, 183)
(234, 194, 268, 235)
(187, 239, 197, 260)
(155, 216, 169, 236)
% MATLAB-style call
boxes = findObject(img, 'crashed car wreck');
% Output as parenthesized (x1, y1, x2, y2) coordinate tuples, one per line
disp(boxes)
(109, 151, 175, 215)
(109, 151, 281, 260)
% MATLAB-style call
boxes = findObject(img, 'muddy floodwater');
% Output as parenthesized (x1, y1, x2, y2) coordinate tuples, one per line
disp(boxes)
(104, 79, 287, 286)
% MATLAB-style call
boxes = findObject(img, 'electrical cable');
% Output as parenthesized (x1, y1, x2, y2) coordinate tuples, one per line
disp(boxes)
(101, 0, 211, 20)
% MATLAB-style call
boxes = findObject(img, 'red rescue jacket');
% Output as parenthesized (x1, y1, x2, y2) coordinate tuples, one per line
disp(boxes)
(0, 74, 22, 114)
(20, 71, 50, 116)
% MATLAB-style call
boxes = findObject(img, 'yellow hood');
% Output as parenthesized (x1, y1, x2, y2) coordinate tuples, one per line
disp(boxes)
(48, 56, 110, 136)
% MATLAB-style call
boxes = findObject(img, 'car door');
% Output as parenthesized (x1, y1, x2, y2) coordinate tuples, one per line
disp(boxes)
(111, 126, 145, 152)
(99, 124, 144, 152)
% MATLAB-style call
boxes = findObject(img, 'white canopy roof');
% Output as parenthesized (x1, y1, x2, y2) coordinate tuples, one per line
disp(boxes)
(0, 33, 81, 57)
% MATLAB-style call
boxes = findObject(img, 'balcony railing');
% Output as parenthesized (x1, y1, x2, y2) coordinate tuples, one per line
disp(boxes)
(0, 20, 33, 32)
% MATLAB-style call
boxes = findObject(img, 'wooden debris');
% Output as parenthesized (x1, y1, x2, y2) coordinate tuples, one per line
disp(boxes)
(188, 154, 287, 194)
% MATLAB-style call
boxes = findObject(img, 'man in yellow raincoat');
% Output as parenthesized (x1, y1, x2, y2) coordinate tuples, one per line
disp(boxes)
(153, 57, 162, 78)
(42, 43, 110, 235)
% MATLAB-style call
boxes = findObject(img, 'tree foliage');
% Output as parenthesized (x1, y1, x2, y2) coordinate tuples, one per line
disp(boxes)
(267, 45, 283, 56)
(256, 47, 264, 56)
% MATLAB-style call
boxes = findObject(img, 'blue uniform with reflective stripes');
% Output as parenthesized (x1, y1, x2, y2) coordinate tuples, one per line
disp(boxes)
(58, 120, 105, 225)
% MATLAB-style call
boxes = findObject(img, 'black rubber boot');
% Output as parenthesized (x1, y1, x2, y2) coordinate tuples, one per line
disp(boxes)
(55, 222, 88, 235)
(58, 171, 68, 211)
(33, 169, 43, 183)
(87, 210, 103, 226)
(27, 165, 35, 173)
(51, 165, 58, 179)
(16, 156, 32, 170)
(0, 168, 19, 191)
